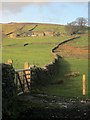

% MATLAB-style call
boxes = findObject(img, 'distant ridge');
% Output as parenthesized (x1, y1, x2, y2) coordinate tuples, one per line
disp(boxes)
(1, 22, 64, 26)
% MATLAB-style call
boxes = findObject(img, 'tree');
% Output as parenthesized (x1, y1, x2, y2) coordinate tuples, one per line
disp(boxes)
(75, 17, 87, 31)
(65, 17, 87, 35)
(65, 21, 79, 35)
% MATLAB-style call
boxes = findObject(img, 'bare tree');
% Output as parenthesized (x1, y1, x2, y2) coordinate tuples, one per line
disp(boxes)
(75, 17, 87, 30)
(65, 17, 87, 35)
(65, 21, 79, 35)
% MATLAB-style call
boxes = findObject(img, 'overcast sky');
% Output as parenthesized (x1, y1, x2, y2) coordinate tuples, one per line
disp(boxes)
(1, 2, 88, 25)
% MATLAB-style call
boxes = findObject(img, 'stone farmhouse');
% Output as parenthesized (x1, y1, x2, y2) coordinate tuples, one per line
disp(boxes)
(22, 31, 55, 37)
(31, 31, 45, 37)
(44, 31, 54, 36)
(3, 24, 60, 38)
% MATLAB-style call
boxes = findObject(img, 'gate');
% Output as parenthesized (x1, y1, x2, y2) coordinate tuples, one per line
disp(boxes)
(15, 68, 31, 95)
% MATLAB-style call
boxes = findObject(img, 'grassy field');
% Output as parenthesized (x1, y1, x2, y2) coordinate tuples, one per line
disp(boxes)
(2, 36, 71, 69)
(41, 58, 89, 98)
(2, 23, 66, 34)
(2, 23, 89, 98)
(66, 34, 88, 47)
(39, 35, 89, 98)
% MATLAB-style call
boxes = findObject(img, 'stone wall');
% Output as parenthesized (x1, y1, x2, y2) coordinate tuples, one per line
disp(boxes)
(30, 37, 81, 90)
(30, 53, 60, 89)
(52, 36, 80, 52)
(2, 63, 17, 117)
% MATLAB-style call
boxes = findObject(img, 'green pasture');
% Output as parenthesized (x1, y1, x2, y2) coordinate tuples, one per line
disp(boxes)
(2, 23, 66, 34)
(2, 24, 89, 98)
(66, 34, 88, 47)
(2, 24, 22, 34)
(33, 24, 66, 33)
(41, 58, 89, 98)
(2, 36, 71, 69)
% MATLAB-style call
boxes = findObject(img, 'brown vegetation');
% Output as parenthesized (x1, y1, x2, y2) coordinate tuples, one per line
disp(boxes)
(55, 44, 89, 59)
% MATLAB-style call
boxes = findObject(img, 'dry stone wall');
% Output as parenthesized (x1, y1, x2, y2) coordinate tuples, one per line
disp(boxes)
(30, 36, 80, 90)
(30, 51, 60, 89)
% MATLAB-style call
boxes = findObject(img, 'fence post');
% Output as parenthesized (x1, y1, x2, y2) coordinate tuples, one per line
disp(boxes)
(7, 59, 13, 65)
(24, 62, 30, 79)
(24, 62, 29, 69)
(24, 62, 29, 79)
(82, 74, 86, 96)
(24, 62, 31, 90)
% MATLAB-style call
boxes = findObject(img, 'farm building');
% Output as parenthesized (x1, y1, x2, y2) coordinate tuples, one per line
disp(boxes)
(31, 31, 45, 37)
(44, 31, 54, 36)
(25, 31, 32, 37)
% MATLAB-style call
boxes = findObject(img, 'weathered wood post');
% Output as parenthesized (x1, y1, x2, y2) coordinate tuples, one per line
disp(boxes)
(24, 62, 29, 69)
(24, 62, 31, 91)
(82, 74, 86, 96)
(7, 59, 13, 65)
(24, 62, 31, 80)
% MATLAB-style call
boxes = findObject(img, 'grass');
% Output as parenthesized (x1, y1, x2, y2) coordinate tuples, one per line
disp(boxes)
(2, 23, 89, 98)
(2, 36, 71, 69)
(33, 24, 66, 33)
(41, 58, 89, 98)
(66, 34, 88, 47)
(2, 23, 22, 34)
(2, 23, 66, 35)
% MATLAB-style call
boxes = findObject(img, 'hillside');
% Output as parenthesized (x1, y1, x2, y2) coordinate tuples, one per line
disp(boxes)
(2, 23, 66, 38)
(2, 22, 89, 98)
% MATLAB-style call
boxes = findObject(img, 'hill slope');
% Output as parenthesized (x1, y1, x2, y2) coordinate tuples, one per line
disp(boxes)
(2, 22, 89, 97)
(2, 23, 66, 37)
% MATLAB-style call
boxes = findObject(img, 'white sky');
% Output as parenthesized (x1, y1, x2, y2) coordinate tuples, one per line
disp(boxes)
(1, 0, 90, 2)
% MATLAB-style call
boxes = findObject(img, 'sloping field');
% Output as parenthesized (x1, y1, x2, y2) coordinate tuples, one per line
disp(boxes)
(2, 23, 24, 34)
(2, 23, 66, 35)
(2, 36, 71, 69)
(2, 23, 89, 98)
(41, 33, 89, 98)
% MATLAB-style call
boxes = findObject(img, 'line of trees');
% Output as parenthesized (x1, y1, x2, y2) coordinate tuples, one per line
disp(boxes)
(65, 17, 88, 35)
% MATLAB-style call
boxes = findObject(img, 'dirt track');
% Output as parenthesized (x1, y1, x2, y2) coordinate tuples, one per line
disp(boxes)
(55, 44, 89, 59)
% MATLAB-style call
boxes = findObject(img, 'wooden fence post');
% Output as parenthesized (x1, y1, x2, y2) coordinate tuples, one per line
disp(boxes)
(7, 59, 13, 65)
(82, 74, 86, 96)
(24, 62, 31, 79)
